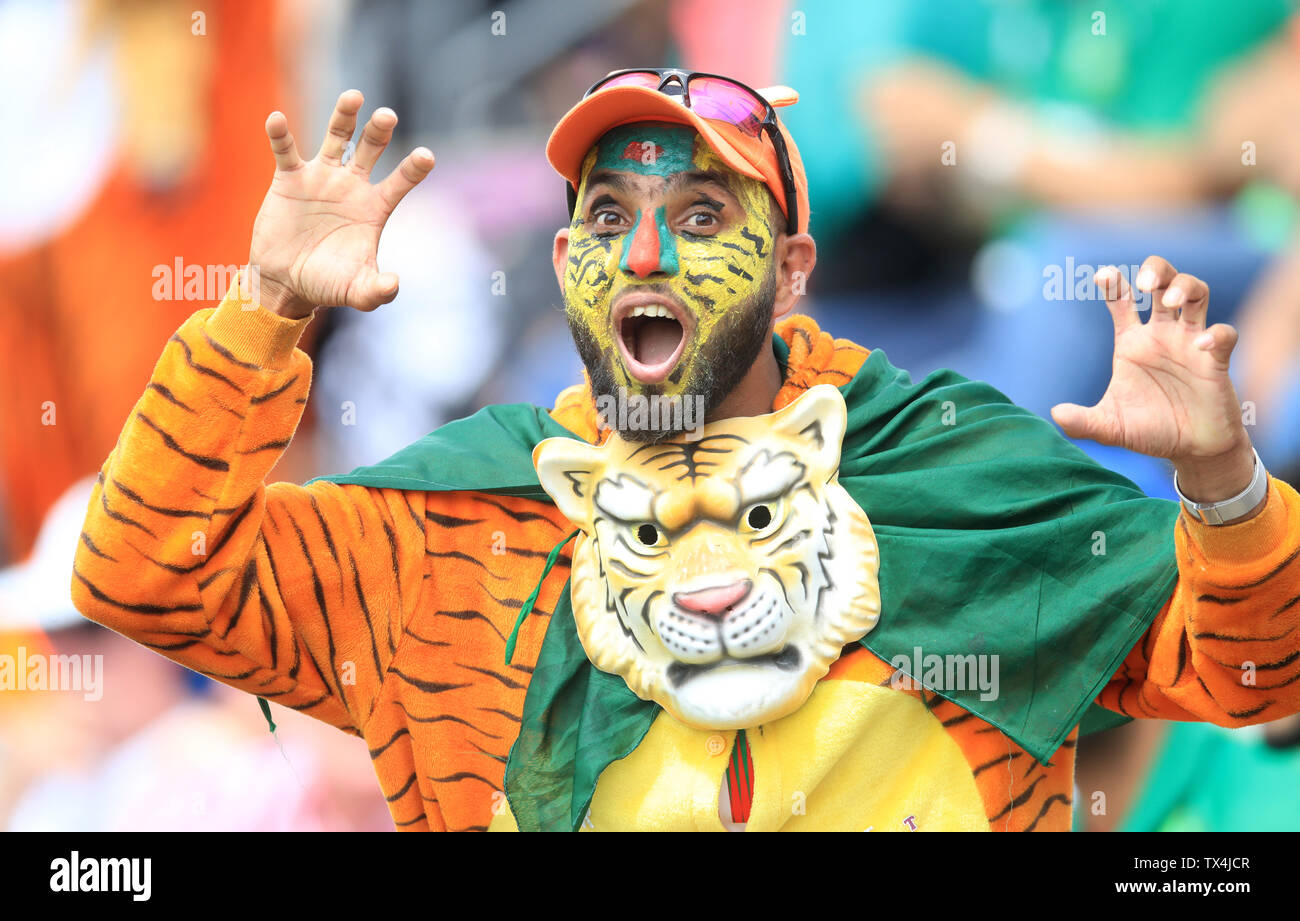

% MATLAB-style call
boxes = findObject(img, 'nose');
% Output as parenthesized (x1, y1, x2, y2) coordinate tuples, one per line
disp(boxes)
(620, 206, 678, 278)
(673, 579, 752, 618)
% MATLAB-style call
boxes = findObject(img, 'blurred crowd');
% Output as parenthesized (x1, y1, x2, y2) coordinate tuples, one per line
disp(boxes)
(2, 0, 1299, 832)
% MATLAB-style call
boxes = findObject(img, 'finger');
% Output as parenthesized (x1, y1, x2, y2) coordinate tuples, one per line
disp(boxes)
(1094, 265, 1140, 336)
(318, 89, 365, 164)
(264, 111, 303, 171)
(351, 270, 401, 311)
(350, 107, 398, 176)
(1050, 403, 1119, 446)
(376, 147, 435, 209)
(1166, 272, 1210, 329)
(1135, 254, 1178, 322)
(1193, 322, 1238, 367)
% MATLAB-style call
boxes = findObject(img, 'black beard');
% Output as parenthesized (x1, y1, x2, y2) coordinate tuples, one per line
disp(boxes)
(565, 267, 778, 444)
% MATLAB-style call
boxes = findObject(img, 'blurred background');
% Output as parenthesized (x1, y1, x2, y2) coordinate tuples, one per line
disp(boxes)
(2, 0, 1300, 832)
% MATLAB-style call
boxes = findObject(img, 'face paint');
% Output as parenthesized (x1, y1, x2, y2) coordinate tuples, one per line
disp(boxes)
(590, 124, 695, 176)
(619, 206, 679, 278)
(562, 122, 779, 425)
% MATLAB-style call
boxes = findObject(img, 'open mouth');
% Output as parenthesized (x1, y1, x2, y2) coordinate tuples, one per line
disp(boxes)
(666, 645, 801, 689)
(614, 294, 690, 384)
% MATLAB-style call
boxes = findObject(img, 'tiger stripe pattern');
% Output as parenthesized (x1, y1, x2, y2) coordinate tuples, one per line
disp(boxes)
(72, 284, 1300, 831)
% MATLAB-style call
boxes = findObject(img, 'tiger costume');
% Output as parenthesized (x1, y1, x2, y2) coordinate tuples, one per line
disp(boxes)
(72, 281, 1300, 831)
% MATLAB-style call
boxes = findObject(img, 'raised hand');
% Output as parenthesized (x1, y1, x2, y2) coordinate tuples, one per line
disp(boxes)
(1051, 256, 1257, 504)
(248, 90, 435, 319)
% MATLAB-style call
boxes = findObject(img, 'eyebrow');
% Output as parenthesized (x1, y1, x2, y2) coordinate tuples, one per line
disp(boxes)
(583, 169, 633, 195)
(582, 168, 737, 207)
(593, 475, 656, 525)
(666, 169, 737, 198)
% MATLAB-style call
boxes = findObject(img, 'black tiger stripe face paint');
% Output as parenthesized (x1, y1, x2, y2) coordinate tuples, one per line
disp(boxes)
(562, 122, 779, 440)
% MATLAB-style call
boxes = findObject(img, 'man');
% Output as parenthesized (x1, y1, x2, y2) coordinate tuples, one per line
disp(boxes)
(73, 71, 1300, 832)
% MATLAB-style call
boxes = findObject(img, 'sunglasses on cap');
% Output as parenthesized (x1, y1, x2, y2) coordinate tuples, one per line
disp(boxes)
(565, 68, 800, 235)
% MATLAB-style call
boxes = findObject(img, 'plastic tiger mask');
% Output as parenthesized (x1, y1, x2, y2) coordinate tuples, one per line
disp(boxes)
(533, 384, 881, 729)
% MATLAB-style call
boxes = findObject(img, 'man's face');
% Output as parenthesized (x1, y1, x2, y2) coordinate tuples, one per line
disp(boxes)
(559, 122, 780, 441)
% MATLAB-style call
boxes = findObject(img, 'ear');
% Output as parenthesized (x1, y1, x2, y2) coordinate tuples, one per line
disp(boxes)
(768, 384, 847, 475)
(533, 436, 602, 528)
(552, 227, 571, 292)
(773, 231, 816, 324)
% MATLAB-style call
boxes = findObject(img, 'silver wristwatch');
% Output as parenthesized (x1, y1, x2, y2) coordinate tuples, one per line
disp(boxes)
(1173, 447, 1269, 525)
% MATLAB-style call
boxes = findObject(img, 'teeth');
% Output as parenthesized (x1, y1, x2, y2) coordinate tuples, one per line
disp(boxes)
(630, 305, 673, 319)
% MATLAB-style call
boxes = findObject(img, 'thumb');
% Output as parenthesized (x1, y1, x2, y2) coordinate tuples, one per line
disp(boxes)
(1050, 402, 1114, 444)
(352, 271, 400, 310)
(1193, 323, 1238, 368)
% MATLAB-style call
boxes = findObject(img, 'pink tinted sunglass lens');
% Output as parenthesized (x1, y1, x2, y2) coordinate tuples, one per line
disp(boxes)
(598, 72, 664, 92)
(688, 78, 767, 136)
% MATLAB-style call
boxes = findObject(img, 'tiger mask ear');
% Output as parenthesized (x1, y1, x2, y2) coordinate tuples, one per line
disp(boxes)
(533, 436, 603, 530)
(764, 384, 848, 476)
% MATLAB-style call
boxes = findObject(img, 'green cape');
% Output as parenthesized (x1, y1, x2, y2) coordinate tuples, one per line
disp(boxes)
(310, 335, 1179, 831)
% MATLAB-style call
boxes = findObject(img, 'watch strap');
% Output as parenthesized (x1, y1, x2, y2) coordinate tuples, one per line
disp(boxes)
(1174, 447, 1268, 526)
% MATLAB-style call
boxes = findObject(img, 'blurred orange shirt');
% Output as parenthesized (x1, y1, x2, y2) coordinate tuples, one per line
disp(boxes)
(0, 0, 298, 559)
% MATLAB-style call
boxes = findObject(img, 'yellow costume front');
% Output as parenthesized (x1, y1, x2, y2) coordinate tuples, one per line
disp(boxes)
(491, 652, 988, 832)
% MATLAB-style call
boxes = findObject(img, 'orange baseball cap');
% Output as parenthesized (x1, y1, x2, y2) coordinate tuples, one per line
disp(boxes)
(547, 81, 810, 235)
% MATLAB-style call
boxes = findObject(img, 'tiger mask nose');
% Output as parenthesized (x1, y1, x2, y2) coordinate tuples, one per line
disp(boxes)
(672, 580, 753, 619)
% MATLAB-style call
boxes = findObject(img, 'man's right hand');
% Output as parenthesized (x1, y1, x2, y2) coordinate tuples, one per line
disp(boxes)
(249, 90, 435, 319)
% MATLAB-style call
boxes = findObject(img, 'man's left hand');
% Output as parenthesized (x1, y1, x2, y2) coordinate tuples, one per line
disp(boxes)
(1051, 255, 1258, 506)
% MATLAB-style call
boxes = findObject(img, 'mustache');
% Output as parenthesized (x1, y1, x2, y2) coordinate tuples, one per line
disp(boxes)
(610, 282, 690, 314)
(564, 264, 777, 444)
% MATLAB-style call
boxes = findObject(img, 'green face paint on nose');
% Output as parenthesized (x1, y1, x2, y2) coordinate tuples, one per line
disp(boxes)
(620, 206, 679, 278)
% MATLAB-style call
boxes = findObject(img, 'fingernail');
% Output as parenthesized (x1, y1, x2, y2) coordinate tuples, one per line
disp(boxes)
(1163, 288, 1185, 307)
(1136, 269, 1156, 289)
(1195, 333, 1213, 348)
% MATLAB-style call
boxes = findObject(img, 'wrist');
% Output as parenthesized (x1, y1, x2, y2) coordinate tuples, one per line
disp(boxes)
(209, 277, 314, 370)
(1172, 439, 1255, 503)
(258, 274, 317, 320)
(1174, 442, 1269, 526)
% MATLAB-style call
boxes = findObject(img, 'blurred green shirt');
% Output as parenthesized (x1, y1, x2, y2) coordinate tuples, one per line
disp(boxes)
(1120, 721, 1300, 832)
(781, 0, 1292, 237)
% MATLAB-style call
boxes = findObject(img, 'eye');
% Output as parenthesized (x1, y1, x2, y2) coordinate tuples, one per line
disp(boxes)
(683, 211, 718, 230)
(590, 208, 628, 235)
(626, 521, 667, 557)
(740, 499, 784, 537)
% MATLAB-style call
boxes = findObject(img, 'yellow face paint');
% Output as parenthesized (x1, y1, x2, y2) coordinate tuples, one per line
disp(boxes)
(563, 124, 778, 398)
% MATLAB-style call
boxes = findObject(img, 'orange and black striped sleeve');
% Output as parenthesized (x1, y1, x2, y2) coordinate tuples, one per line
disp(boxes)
(1098, 475, 1300, 725)
(71, 279, 428, 736)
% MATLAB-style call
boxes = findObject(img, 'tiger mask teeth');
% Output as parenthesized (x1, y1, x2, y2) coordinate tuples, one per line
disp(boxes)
(534, 384, 881, 730)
